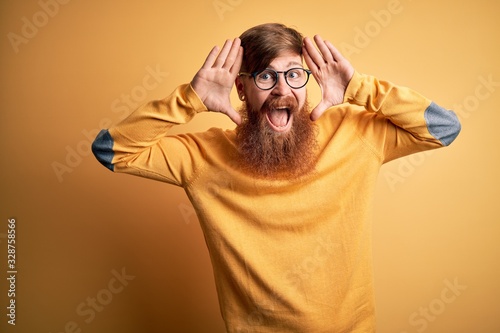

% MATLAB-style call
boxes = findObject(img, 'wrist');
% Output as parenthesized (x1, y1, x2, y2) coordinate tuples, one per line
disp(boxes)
(343, 71, 363, 104)
(186, 83, 208, 113)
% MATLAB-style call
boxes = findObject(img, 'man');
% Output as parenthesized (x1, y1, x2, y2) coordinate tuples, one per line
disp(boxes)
(92, 23, 460, 332)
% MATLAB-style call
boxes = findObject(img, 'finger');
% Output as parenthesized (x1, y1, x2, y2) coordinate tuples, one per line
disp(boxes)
(313, 35, 335, 63)
(201, 45, 220, 69)
(302, 44, 316, 72)
(213, 39, 234, 68)
(324, 40, 344, 62)
(229, 46, 244, 75)
(310, 103, 327, 121)
(223, 38, 241, 70)
(303, 37, 325, 69)
(225, 107, 242, 125)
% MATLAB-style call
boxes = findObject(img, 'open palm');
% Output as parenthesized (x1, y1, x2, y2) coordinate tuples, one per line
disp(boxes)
(191, 38, 243, 125)
(303, 35, 355, 121)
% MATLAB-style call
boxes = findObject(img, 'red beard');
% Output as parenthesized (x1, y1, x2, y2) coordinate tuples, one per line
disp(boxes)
(235, 95, 318, 179)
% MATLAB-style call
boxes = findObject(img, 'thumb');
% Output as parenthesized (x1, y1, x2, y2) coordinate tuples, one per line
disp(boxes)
(224, 107, 242, 126)
(310, 102, 328, 121)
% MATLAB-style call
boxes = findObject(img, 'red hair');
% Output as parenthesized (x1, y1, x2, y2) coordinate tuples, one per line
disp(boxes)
(239, 23, 304, 73)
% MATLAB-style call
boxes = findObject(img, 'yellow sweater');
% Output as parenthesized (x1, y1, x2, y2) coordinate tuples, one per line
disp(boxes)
(92, 72, 460, 332)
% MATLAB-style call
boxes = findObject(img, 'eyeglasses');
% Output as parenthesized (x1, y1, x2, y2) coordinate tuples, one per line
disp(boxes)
(238, 68, 312, 91)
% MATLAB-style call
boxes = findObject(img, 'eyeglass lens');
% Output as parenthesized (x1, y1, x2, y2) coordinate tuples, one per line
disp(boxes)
(254, 68, 309, 90)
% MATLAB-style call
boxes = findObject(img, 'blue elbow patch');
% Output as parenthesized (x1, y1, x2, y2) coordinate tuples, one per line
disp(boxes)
(424, 102, 461, 146)
(92, 129, 115, 171)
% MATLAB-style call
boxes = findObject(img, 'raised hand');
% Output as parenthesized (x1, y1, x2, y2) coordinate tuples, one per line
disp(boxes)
(303, 35, 355, 121)
(191, 38, 243, 125)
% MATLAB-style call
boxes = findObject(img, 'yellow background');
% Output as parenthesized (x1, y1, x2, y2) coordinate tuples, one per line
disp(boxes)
(1, 0, 499, 332)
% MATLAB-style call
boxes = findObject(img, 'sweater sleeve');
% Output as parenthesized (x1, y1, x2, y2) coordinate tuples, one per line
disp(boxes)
(91, 83, 208, 186)
(343, 72, 461, 163)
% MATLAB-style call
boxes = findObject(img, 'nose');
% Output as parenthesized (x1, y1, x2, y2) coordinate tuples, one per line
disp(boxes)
(271, 73, 291, 96)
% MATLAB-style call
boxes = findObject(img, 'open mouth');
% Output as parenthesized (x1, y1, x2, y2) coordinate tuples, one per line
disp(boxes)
(265, 107, 293, 133)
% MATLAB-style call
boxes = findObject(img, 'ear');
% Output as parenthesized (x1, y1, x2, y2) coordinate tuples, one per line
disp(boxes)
(235, 76, 245, 101)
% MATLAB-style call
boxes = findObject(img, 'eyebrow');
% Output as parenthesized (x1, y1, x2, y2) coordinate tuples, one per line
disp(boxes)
(268, 61, 304, 70)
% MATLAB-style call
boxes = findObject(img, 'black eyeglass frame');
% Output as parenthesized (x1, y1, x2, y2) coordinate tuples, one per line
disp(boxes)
(238, 67, 312, 91)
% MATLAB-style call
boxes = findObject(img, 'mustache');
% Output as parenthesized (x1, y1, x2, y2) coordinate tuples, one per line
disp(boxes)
(260, 95, 299, 114)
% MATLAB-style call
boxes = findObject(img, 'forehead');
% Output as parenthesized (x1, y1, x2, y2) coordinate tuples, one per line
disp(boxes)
(266, 52, 303, 70)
